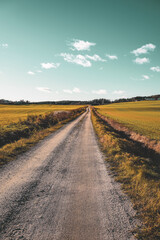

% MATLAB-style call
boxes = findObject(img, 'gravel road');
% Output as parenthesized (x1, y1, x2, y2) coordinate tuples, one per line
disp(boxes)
(0, 109, 138, 240)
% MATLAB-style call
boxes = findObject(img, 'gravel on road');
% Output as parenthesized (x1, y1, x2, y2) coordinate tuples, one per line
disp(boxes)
(0, 110, 138, 240)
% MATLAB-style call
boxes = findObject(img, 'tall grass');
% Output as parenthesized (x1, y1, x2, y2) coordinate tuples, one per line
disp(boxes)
(92, 108, 160, 239)
(0, 107, 86, 165)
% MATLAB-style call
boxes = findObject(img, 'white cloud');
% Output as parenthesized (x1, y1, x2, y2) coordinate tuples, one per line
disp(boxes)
(60, 53, 91, 67)
(69, 39, 96, 51)
(113, 90, 125, 94)
(106, 54, 118, 60)
(36, 70, 42, 73)
(1, 43, 8, 48)
(73, 87, 81, 93)
(92, 89, 107, 95)
(133, 57, 149, 64)
(63, 89, 73, 94)
(131, 43, 156, 56)
(150, 66, 160, 72)
(63, 87, 81, 94)
(86, 54, 106, 62)
(27, 71, 35, 75)
(120, 96, 127, 99)
(41, 62, 60, 69)
(60, 53, 106, 67)
(142, 75, 150, 80)
(36, 87, 51, 93)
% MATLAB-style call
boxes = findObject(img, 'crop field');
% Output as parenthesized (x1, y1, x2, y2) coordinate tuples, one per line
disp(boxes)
(92, 109, 160, 238)
(0, 104, 86, 165)
(0, 104, 83, 126)
(95, 100, 160, 140)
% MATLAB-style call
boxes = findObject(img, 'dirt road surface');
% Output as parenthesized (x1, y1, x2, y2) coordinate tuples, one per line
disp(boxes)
(0, 110, 138, 240)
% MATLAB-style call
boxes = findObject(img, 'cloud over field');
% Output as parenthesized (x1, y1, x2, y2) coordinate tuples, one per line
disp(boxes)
(63, 87, 81, 94)
(142, 75, 150, 80)
(60, 53, 106, 67)
(0, 43, 8, 48)
(86, 54, 106, 62)
(106, 54, 118, 60)
(150, 66, 160, 72)
(60, 53, 91, 67)
(27, 71, 35, 75)
(41, 63, 60, 69)
(73, 87, 81, 93)
(133, 57, 149, 64)
(69, 39, 96, 51)
(131, 43, 156, 56)
(36, 87, 51, 93)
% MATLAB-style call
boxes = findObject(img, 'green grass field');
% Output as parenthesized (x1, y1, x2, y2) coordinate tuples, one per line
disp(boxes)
(95, 100, 160, 140)
(0, 104, 83, 126)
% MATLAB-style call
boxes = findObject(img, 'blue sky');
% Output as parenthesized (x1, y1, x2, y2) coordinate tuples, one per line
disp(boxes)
(0, 0, 160, 101)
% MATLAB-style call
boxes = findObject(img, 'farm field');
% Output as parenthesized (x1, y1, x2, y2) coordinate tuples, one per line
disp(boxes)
(95, 100, 160, 140)
(0, 104, 86, 165)
(91, 109, 160, 238)
(0, 104, 84, 126)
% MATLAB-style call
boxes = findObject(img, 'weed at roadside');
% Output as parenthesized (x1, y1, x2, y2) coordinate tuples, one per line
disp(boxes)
(91, 109, 160, 239)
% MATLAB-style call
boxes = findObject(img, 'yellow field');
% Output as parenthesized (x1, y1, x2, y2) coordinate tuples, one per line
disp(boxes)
(0, 104, 83, 126)
(91, 110, 160, 238)
(95, 100, 160, 140)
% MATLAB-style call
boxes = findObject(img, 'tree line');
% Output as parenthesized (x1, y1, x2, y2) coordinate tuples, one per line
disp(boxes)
(0, 94, 160, 105)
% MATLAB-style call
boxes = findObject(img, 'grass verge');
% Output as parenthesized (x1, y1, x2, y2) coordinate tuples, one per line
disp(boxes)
(95, 100, 160, 141)
(91, 108, 160, 239)
(0, 107, 86, 166)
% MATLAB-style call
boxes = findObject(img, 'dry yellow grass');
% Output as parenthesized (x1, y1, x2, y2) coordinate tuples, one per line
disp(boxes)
(92, 109, 160, 239)
(0, 104, 83, 126)
(95, 101, 160, 140)
(0, 105, 86, 165)
(0, 122, 64, 165)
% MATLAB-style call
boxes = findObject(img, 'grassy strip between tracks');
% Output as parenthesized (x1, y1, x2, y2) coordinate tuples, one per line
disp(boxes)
(0, 107, 86, 166)
(91, 109, 160, 239)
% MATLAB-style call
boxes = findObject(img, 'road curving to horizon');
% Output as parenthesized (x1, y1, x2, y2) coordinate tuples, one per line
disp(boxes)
(0, 109, 138, 240)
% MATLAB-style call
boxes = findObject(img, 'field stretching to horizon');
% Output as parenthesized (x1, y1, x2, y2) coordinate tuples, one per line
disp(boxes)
(92, 102, 160, 239)
(0, 104, 84, 126)
(0, 104, 86, 165)
(95, 100, 160, 141)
